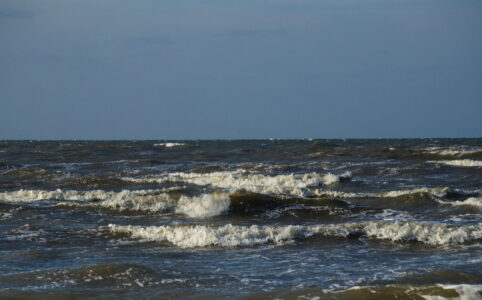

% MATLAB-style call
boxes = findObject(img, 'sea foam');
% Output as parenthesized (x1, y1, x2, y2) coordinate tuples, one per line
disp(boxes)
(437, 197, 482, 209)
(123, 170, 352, 197)
(422, 284, 482, 300)
(81, 192, 231, 218)
(106, 221, 482, 248)
(314, 187, 456, 199)
(0, 189, 230, 218)
(424, 147, 482, 158)
(175, 193, 230, 218)
(429, 159, 482, 167)
(153, 143, 185, 148)
(0, 189, 175, 203)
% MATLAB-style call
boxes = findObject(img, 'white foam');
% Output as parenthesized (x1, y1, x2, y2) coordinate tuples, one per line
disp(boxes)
(429, 160, 482, 167)
(0, 189, 175, 203)
(438, 197, 482, 209)
(331, 284, 482, 300)
(0, 189, 112, 202)
(107, 223, 318, 248)
(313, 190, 360, 198)
(82, 192, 231, 218)
(106, 221, 482, 248)
(153, 142, 185, 148)
(359, 222, 482, 246)
(322, 171, 352, 185)
(0, 189, 230, 218)
(314, 187, 452, 199)
(378, 187, 449, 198)
(175, 193, 230, 218)
(123, 170, 351, 197)
(422, 284, 482, 300)
(88, 190, 176, 212)
(424, 147, 481, 157)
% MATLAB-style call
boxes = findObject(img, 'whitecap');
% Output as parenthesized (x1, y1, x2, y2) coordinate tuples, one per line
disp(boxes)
(123, 170, 351, 197)
(153, 142, 185, 148)
(424, 146, 482, 157)
(0, 188, 176, 203)
(175, 193, 230, 218)
(438, 197, 482, 209)
(0, 188, 231, 219)
(106, 221, 482, 248)
(422, 284, 482, 300)
(314, 187, 454, 199)
(429, 159, 482, 167)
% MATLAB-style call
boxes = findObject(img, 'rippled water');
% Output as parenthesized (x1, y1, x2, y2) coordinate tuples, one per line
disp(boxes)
(0, 139, 481, 299)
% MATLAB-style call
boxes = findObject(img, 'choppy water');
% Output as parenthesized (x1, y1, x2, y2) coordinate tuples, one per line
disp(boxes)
(0, 139, 481, 299)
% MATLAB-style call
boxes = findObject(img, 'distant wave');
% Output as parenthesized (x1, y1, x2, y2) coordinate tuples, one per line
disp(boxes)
(0, 189, 351, 219)
(153, 142, 185, 148)
(424, 146, 482, 158)
(0, 189, 233, 219)
(438, 197, 482, 209)
(0, 188, 177, 203)
(429, 159, 482, 167)
(84, 191, 231, 218)
(122, 170, 352, 197)
(105, 221, 482, 248)
(314, 187, 470, 199)
(2, 186, 475, 218)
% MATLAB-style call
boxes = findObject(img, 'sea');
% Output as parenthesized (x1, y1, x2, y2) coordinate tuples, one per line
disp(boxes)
(0, 139, 481, 299)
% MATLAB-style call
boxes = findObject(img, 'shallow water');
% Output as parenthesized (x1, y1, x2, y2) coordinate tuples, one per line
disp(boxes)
(0, 139, 481, 299)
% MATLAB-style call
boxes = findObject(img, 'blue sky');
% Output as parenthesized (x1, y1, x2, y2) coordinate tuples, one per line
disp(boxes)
(1, 0, 481, 139)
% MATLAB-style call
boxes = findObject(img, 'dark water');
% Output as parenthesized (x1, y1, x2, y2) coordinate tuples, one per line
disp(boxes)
(0, 139, 481, 299)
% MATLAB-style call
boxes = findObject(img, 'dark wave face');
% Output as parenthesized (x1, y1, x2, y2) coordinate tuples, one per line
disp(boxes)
(0, 139, 481, 299)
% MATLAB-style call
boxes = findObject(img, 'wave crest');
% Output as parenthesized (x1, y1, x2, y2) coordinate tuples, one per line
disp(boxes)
(175, 193, 230, 218)
(429, 159, 482, 167)
(105, 221, 482, 248)
(252, 284, 482, 300)
(0, 189, 233, 219)
(424, 147, 482, 159)
(123, 170, 352, 197)
(153, 142, 185, 148)
(0, 188, 177, 203)
(438, 197, 482, 209)
(314, 187, 467, 200)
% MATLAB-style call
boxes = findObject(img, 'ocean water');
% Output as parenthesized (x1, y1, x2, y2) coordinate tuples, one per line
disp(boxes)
(0, 139, 481, 299)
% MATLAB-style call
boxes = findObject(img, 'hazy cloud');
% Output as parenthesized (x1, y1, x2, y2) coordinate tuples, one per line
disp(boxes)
(123, 36, 173, 46)
(228, 28, 287, 37)
(0, 9, 35, 19)
(0, 0, 481, 139)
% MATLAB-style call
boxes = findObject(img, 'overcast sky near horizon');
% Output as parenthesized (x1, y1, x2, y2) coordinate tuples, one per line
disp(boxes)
(1, 0, 481, 139)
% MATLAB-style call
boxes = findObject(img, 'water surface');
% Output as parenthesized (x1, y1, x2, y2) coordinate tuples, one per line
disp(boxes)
(0, 139, 481, 299)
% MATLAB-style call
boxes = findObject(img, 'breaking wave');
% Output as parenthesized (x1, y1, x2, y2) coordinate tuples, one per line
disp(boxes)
(429, 159, 482, 167)
(122, 170, 352, 197)
(1, 186, 475, 218)
(1, 188, 350, 219)
(175, 193, 230, 218)
(83, 191, 231, 218)
(105, 221, 482, 248)
(314, 187, 469, 199)
(438, 197, 482, 209)
(0, 188, 177, 203)
(77, 191, 230, 218)
(424, 147, 482, 159)
(0, 189, 232, 219)
(252, 284, 482, 300)
(153, 142, 185, 148)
